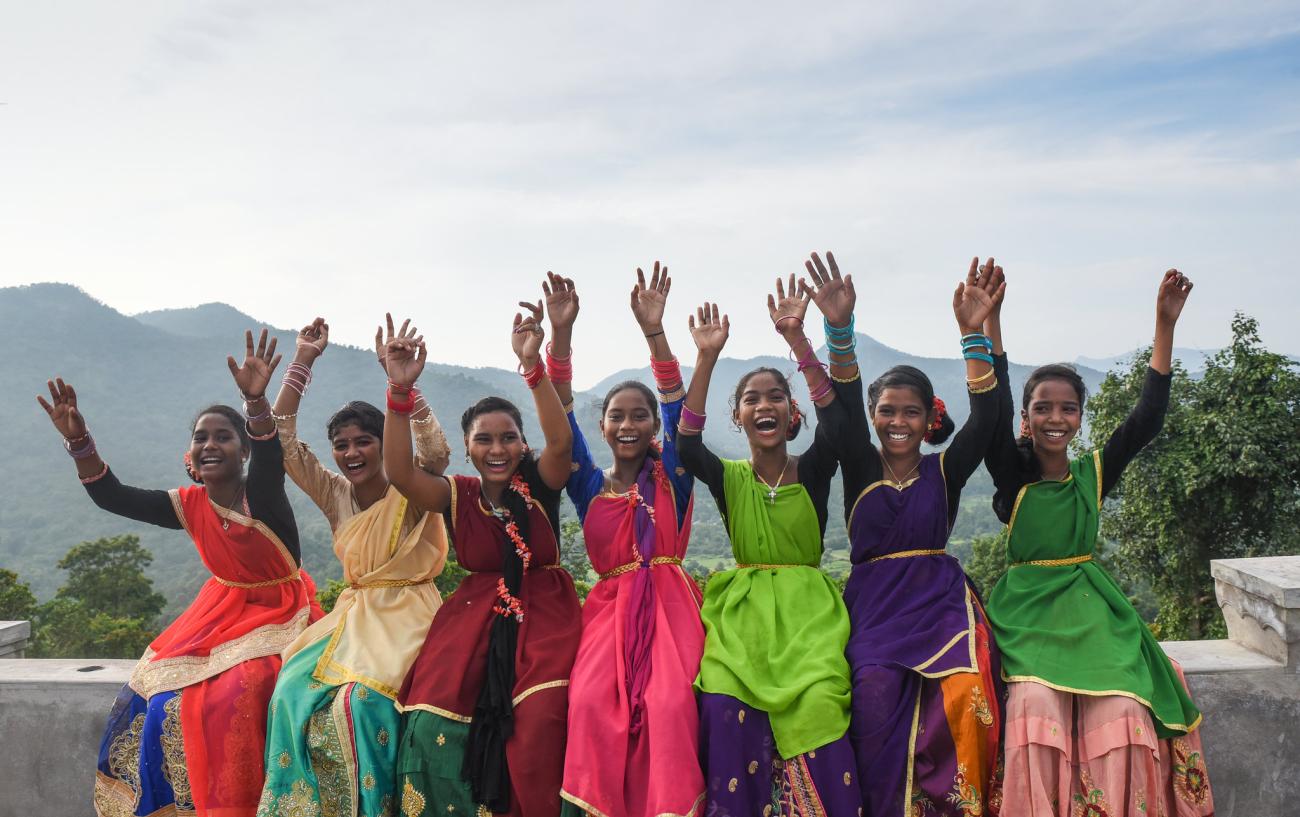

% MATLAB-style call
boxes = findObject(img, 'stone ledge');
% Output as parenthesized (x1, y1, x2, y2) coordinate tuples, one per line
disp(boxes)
(1212, 557, 1300, 607)
(0, 620, 31, 658)
(1162, 638, 1284, 674)
(0, 658, 134, 685)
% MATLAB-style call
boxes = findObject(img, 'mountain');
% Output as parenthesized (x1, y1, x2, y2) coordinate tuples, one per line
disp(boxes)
(0, 283, 1101, 611)
(1076, 347, 1218, 374)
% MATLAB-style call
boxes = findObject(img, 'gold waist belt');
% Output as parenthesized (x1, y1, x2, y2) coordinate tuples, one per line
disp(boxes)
(349, 577, 434, 590)
(865, 548, 946, 564)
(1010, 554, 1093, 568)
(214, 570, 300, 589)
(735, 563, 811, 570)
(598, 556, 683, 581)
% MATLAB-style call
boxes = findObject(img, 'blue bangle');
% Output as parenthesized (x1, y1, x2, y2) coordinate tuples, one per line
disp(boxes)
(961, 333, 990, 343)
(823, 317, 855, 339)
(963, 351, 995, 365)
(827, 337, 856, 352)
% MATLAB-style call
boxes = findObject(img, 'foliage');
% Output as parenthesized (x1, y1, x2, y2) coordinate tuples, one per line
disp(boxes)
(29, 534, 164, 658)
(55, 535, 167, 621)
(435, 557, 469, 597)
(0, 569, 38, 620)
(560, 518, 594, 602)
(964, 531, 1009, 599)
(1085, 314, 1300, 639)
(317, 578, 347, 614)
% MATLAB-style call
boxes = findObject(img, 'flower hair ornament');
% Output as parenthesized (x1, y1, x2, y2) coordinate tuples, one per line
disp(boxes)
(183, 451, 203, 484)
(923, 396, 947, 443)
(787, 397, 804, 441)
(1019, 417, 1031, 439)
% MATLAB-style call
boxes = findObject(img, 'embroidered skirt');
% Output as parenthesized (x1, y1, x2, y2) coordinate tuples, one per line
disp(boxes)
(95, 656, 280, 817)
(257, 637, 402, 817)
(1001, 671, 1213, 816)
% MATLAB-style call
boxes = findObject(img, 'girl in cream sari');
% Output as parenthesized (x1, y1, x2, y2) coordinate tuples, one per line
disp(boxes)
(257, 317, 452, 817)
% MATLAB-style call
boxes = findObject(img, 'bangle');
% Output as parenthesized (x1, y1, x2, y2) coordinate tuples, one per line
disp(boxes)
(679, 406, 706, 432)
(968, 380, 997, 395)
(387, 387, 416, 414)
(831, 372, 861, 384)
(963, 351, 995, 365)
(967, 368, 995, 385)
(520, 360, 546, 389)
(270, 411, 297, 422)
(65, 434, 97, 460)
(789, 337, 827, 373)
(829, 353, 858, 366)
(826, 338, 856, 354)
(644, 330, 665, 339)
(248, 426, 277, 442)
(545, 343, 573, 385)
(651, 356, 683, 392)
(773, 316, 804, 333)
(245, 402, 272, 424)
(80, 463, 109, 484)
(823, 316, 855, 339)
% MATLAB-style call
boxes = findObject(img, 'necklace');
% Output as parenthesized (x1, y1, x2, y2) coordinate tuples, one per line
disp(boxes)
(882, 455, 920, 488)
(751, 455, 791, 505)
(216, 486, 247, 530)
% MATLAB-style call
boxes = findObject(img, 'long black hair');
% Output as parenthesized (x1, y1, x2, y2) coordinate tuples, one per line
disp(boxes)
(866, 365, 954, 445)
(458, 395, 531, 811)
(991, 363, 1089, 520)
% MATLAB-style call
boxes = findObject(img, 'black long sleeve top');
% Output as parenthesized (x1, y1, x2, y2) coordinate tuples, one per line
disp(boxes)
(831, 371, 1001, 529)
(984, 352, 1172, 523)
(676, 395, 846, 537)
(83, 433, 301, 564)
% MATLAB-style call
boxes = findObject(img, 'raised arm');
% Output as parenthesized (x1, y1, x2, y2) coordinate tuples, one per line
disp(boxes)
(376, 314, 450, 474)
(542, 272, 580, 409)
(269, 317, 345, 515)
(676, 302, 729, 513)
(802, 251, 860, 384)
(1099, 269, 1191, 495)
(942, 257, 1006, 488)
(768, 273, 836, 409)
(516, 298, 573, 491)
(226, 328, 282, 440)
(383, 338, 452, 513)
(630, 261, 679, 365)
(37, 378, 180, 528)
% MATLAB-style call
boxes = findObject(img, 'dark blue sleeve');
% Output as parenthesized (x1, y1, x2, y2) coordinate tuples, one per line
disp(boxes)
(563, 410, 605, 524)
(657, 395, 693, 531)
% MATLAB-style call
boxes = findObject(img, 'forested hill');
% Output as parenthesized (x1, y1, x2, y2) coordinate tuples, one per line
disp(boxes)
(1, 282, 1103, 612)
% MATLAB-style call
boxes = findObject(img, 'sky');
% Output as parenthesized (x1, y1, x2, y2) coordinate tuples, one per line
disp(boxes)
(2, 1, 1299, 387)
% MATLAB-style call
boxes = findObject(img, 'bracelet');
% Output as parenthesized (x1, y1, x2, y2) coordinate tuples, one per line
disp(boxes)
(967, 367, 996, 385)
(270, 411, 297, 422)
(651, 356, 683, 392)
(248, 426, 278, 442)
(968, 380, 998, 395)
(789, 337, 827, 373)
(245, 402, 272, 424)
(823, 316, 855, 339)
(773, 316, 804, 332)
(830, 372, 861, 384)
(545, 343, 573, 385)
(65, 434, 97, 460)
(387, 387, 416, 414)
(963, 351, 995, 365)
(80, 463, 109, 484)
(829, 353, 858, 366)
(240, 391, 267, 404)
(679, 406, 706, 432)
(520, 360, 547, 389)
(644, 330, 665, 339)
(826, 338, 856, 354)
(809, 377, 834, 402)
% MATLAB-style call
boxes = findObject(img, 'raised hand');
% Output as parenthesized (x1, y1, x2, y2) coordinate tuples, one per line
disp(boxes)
(689, 302, 730, 356)
(375, 313, 422, 374)
(296, 317, 330, 361)
(385, 338, 427, 388)
(512, 300, 546, 365)
(226, 329, 282, 399)
(543, 272, 579, 331)
(953, 262, 1004, 335)
(629, 261, 670, 331)
(766, 273, 811, 334)
(1156, 269, 1193, 325)
(37, 378, 88, 440)
(973, 257, 1005, 322)
(801, 251, 856, 328)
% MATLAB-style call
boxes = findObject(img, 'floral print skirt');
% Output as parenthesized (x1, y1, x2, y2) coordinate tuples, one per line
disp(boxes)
(1002, 674, 1212, 817)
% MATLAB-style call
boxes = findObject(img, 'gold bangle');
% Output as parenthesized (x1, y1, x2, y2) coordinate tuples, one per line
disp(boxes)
(967, 368, 995, 385)
(968, 381, 997, 395)
(831, 372, 861, 384)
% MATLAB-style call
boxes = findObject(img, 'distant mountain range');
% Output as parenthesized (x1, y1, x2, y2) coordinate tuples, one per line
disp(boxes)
(2, 282, 1118, 609)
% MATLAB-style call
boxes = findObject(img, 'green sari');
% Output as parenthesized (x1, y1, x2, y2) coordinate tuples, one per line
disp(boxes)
(987, 450, 1202, 738)
(693, 458, 852, 759)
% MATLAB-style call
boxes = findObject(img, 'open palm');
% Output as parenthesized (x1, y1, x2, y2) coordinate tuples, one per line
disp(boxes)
(689, 302, 729, 355)
(803, 251, 855, 327)
(37, 378, 88, 439)
(385, 338, 426, 387)
(226, 329, 282, 398)
(630, 262, 670, 329)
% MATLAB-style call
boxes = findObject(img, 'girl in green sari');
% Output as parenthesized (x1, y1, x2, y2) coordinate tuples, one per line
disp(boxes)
(982, 268, 1213, 817)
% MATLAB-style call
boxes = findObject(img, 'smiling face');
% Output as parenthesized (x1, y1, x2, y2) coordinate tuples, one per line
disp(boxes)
(734, 371, 791, 452)
(330, 423, 384, 486)
(1023, 379, 1083, 456)
(600, 387, 659, 466)
(466, 411, 527, 489)
(870, 386, 931, 458)
(189, 413, 247, 484)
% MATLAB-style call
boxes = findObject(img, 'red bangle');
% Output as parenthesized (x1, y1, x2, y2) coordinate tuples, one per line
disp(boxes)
(545, 343, 573, 385)
(387, 387, 417, 413)
(520, 360, 547, 389)
(650, 356, 683, 392)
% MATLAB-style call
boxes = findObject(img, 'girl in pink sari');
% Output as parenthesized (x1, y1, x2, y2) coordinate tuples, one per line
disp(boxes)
(545, 265, 706, 817)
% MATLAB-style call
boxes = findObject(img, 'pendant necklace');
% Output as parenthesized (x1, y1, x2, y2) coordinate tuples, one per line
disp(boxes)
(752, 455, 791, 505)
(883, 455, 920, 489)
(218, 486, 248, 530)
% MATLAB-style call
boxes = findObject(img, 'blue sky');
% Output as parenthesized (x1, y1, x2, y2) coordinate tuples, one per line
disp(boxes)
(2, 2, 1297, 384)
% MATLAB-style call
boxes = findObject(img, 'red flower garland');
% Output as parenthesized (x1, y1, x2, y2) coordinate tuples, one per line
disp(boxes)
(490, 473, 538, 621)
(924, 396, 948, 443)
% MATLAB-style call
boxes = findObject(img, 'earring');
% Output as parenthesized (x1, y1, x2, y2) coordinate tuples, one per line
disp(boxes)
(464, 453, 470, 463)
(183, 451, 203, 484)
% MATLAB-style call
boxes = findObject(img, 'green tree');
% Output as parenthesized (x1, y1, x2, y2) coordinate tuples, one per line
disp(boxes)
(436, 557, 468, 597)
(317, 578, 348, 613)
(560, 518, 593, 602)
(1085, 314, 1300, 639)
(56, 534, 166, 621)
(0, 569, 38, 620)
(965, 531, 1009, 599)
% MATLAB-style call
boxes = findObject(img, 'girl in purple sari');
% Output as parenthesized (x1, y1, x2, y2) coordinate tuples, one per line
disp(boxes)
(804, 253, 1008, 816)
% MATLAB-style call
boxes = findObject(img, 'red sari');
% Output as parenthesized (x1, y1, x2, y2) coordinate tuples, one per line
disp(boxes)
(97, 486, 321, 817)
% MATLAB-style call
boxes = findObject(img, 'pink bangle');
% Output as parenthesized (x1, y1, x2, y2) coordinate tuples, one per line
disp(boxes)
(545, 343, 573, 385)
(773, 316, 804, 332)
(809, 377, 834, 402)
(80, 463, 109, 484)
(521, 360, 547, 389)
(679, 406, 706, 432)
(248, 426, 278, 442)
(650, 357, 683, 392)
(65, 434, 97, 460)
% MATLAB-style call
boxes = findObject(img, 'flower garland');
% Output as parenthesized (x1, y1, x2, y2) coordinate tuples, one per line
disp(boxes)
(491, 473, 536, 622)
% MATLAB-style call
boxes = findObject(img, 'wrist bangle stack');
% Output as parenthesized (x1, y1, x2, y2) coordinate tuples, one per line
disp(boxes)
(387, 387, 416, 414)
(824, 317, 856, 352)
(651, 356, 684, 402)
(545, 343, 573, 385)
(245, 401, 272, 424)
(282, 363, 313, 397)
(962, 333, 994, 365)
(520, 360, 547, 389)
(248, 426, 278, 441)
(80, 463, 109, 484)
(678, 406, 706, 433)
(64, 433, 97, 460)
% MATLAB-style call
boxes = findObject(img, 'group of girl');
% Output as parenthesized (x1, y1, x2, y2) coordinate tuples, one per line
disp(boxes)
(41, 253, 1214, 817)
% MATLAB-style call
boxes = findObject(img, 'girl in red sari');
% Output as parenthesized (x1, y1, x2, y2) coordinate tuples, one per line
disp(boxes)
(385, 299, 581, 817)
(39, 329, 322, 817)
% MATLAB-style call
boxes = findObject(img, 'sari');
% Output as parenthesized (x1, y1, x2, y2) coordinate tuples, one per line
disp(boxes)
(95, 485, 321, 817)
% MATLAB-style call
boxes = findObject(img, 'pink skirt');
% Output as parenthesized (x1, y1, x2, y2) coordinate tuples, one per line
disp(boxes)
(1001, 671, 1213, 817)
